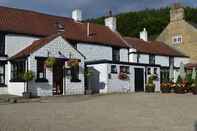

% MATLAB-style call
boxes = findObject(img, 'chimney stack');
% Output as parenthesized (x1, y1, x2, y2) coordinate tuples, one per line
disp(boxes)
(170, 3, 185, 22)
(140, 28, 148, 41)
(72, 9, 82, 22)
(105, 10, 117, 32)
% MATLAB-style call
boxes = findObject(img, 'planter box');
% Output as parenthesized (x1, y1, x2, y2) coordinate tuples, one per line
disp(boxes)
(22, 92, 31, 98)
(161, 88, 171, 93)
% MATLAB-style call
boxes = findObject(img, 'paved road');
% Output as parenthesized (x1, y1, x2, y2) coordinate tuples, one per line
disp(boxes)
(0, 93, 197, 131)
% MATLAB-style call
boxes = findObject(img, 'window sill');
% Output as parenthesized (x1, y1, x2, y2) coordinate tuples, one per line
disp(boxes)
(10, 79, 25, 82)
(35, 78, 48, 83)
(71, 79, 81, 83)
(0, 84, 7, 87)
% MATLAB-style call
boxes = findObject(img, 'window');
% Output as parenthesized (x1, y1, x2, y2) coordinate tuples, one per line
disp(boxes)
(160, 68, 169, 83)
(71, 63, 80, 82)
(0, 64, 5, 86)
(154, 68, 157, 75)
(36, 60, 47, 82)
(169, 57, 174, 67)
(111, 65, 117, 73)
(120, 66, 130, 74)
(149, 55, 155, 64)
(0, 33, 5, 55)
(137, 54, 140, 63)
(11, 60, 26, 81)
(147, 68, 151, 75)
(172, 35, 182, 44)
(112, 48, 120, 62)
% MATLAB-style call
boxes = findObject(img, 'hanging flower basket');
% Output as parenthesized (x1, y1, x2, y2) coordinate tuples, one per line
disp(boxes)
(118, 72, 129, 80)
(45, 57, 56, 68)
(67, 59, 79, 67)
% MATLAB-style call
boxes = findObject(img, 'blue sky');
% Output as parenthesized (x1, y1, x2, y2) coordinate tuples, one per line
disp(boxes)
(0, 0, 197, 19)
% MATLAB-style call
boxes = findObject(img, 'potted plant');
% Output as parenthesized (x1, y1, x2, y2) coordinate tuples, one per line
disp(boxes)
(85, 68, 93, 95)
(161, 83, 171, 93)
(145, 75, 157, 92)
(45, 57, 56, 68)
(191, 83, 197, 95)
(175, 76, 188, 94)
(23, 71, 34, 98)
(118, 72, 129, 80)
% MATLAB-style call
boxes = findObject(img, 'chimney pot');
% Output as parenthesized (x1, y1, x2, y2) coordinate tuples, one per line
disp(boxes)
(72, 9, 82, 21)
(140, 28, 148, 41)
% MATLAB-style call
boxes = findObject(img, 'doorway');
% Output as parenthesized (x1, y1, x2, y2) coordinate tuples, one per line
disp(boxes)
(134, 68, 144, 92)
(53, 60, 64, 95)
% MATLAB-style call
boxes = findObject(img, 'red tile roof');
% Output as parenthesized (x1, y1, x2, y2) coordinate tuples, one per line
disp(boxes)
(0, 6, 73, 36)
(62, 22, 128, 47)
(0, 6, 128, 48)
(124, 37, 188, 57)
(10, 33, 61, 60)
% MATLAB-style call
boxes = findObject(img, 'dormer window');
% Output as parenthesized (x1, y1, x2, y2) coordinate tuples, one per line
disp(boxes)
(172, 35, 182, 44)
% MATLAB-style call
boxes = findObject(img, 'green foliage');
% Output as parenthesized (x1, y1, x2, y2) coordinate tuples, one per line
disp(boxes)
(186, 73, 193, 85)
(148, 74, 158, 84)
(23, 71, 34, 82)
(45, 57, 56, 68)
(88, 7, 197, 39)
(145, 74, 157, 92)
(85, 68, 93, 78)
(176, 75, 182, 84)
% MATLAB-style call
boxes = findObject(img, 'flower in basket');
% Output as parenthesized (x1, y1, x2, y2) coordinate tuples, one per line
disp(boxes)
(67, 59, 79, 67)
(161, 82, 171, 93)
(45, 57, 56, 68)
(118, 72, 129, 80)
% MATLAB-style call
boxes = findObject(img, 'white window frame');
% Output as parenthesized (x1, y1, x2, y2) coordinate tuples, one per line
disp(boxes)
(172, 35, 183, 45)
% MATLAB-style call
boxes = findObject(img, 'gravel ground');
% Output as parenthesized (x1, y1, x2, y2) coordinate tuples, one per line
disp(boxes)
(0, 93, 197, 131)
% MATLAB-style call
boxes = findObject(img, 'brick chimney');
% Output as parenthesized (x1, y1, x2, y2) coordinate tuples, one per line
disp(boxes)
(140, 28, 148, 41)
(105, 10, 117, 32)
(72, 9, 82, 22)
(170, 3, 185, 22)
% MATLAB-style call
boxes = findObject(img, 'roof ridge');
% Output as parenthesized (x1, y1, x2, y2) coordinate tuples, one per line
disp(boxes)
(0, 5, 72, 20)
(114, 32, 132, 48)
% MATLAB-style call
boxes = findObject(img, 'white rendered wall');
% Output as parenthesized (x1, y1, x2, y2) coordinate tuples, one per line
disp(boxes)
(107, 64, 131, 93)
(7, 62, 25, 96)
(120, 48, 128, 62)
(174, 57, 189, 67)
(0, 88, 8, 94)
(139, 54, 149, 64)
(155, 56, 169, 67)
(77, 43, 112, 61)
(129, 54, 137, 63)
(5, 34, 39, 57)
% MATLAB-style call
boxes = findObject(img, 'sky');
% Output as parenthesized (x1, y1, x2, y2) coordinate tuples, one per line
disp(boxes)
(0, 0, 197, 19)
